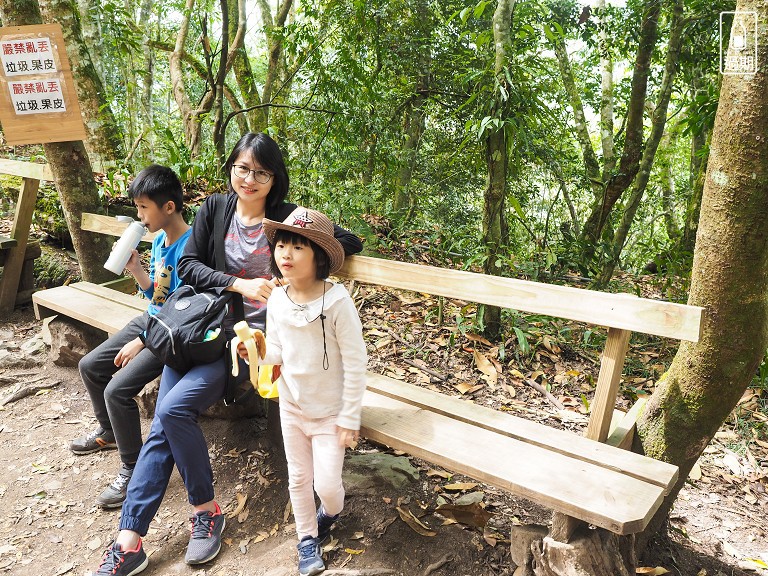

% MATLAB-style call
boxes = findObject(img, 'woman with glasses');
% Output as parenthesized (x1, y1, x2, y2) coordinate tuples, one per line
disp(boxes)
(92, 132, 363, 576)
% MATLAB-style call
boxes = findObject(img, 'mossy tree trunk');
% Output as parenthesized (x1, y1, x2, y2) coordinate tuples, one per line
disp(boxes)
(636, 0, 768, 550)
(0, 0, 113, 284)
(481, 0, 515, 340)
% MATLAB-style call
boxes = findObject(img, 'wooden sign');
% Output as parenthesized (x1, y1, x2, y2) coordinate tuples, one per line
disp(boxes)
(0, 23, 87, 145)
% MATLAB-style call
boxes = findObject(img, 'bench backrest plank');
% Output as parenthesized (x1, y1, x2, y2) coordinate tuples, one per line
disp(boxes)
(81, 213, 157, 243)
(0, 159, 53, 181)
(361, 389, 666, 534)
(366, 373, 678, 490)
(338, 256, 703, 342)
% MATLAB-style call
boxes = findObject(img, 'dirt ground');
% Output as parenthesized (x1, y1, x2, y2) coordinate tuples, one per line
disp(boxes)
(0, 303, 766, 576)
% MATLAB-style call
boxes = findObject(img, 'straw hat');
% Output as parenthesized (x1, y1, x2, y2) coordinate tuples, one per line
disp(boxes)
(263, 207, 345, 273)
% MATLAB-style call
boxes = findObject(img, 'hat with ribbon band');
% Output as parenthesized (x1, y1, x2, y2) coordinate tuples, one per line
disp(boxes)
(262, 207, 346, 274)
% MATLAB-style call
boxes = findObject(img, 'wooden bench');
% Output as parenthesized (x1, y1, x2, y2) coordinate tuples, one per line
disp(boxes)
(332, 255, 702, 542)
(32, 216, 703, 547)
(33, 213, 156, 333)
(0, 160, 51, 315)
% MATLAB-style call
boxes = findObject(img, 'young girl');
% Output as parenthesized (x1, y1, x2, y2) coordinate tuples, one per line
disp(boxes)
(256, 207, 367, 576)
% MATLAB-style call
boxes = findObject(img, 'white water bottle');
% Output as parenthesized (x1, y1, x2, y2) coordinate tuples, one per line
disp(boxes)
(104, 216, 147, 274)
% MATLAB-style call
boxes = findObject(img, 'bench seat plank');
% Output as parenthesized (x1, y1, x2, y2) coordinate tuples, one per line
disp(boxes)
(366, 373, 677, 490)
(33, 283, 147, 334)
(70, 281, 147, 311)
(360, 388, 666, 535)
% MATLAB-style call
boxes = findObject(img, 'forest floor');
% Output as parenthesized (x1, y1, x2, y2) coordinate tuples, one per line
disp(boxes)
(0, 235, 767, 576)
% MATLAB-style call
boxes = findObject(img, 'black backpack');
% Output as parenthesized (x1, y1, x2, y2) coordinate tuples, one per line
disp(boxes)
(140, 285, 232, 373)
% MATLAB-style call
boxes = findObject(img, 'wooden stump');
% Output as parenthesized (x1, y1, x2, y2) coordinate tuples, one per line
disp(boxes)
(530, 527, 635, 576)
(136, 376, 268, 421)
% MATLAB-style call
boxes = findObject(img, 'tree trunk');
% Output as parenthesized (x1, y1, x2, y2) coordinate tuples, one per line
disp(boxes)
(677, 73, 712, 257)
(40, 0, 125, 163)
(139, 0, 155, 157)
(392, 95, 426, 220)
(170, 0, 210, 157)
(481, 0, 515, 340)
(0, 0, 113, 283)
(594, 0, 684, 286)
(579, 0, 661, 258)
(636, 0, 768, 550)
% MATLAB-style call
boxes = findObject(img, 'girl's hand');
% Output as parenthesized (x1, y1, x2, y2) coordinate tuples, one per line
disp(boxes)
(232, 277, 276, 303)
(236, 340, 250, 361)
(337, 427, 359, 449)
(114, 337, 145, 368)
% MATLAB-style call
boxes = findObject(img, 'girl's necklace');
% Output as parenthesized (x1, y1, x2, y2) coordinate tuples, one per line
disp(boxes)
(284, 286, 308, 311)
(285, 283, 330, 370)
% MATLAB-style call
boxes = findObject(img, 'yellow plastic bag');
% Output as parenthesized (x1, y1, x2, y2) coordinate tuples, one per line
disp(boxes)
(256, 364, 280, 399)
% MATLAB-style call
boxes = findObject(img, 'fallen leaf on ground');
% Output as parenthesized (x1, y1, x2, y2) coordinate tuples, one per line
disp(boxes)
(436, 502, 492, 528)
(454, 382, 482, 395)
(228, 492, 248, 519)
(426, 469, 452, 479)
(396, 506, 436, 537)
(635, 568, 669, 575)
(443, 482, 478, 491)
(473, 350, 497, 388)
(86, 536, 102, 551)
(722, 541, 741, 558)
(344, 547, 365, 554)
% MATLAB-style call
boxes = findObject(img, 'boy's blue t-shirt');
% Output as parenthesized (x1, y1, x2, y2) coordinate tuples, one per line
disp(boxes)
(142, 228, 192, 316)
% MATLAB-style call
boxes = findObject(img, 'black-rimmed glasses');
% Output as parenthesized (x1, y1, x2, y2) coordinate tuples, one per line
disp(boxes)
(231, 164, 273, 184)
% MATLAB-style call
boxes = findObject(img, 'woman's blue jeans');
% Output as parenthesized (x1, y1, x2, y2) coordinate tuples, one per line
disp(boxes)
(119, 358, 226, 536)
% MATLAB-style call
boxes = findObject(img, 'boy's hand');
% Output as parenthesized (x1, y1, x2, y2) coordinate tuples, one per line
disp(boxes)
(114, 337, 145, 368)
(123, 249, 142, 277)
(337, 427, 359, 449)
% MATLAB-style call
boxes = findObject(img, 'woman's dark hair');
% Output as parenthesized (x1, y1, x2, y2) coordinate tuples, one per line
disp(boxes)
(269, 229, 331, 280)
(129, 164, 184, 212)
(224, 133, 289, 215)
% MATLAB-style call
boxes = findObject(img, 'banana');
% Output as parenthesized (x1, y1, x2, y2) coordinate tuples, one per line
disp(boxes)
(230, 320, 266, 385)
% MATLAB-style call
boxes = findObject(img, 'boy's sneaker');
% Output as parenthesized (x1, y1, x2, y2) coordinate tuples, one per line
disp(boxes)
(96, 463, 134, 509)
(70, 427, 117, 455)
(297, 536, 325, 576)
(94, 539, 148, 576)
(316, 506, 339, 544)
(185, 502, 226, 564)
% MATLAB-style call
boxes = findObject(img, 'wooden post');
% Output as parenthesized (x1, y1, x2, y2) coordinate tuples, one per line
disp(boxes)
(551, 327, 632, 542)
(585, 327, 632, 441)
(0, 175, 39, 316)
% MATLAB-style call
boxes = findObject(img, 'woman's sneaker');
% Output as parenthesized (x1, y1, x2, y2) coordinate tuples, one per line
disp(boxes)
(96, 463, 134, 508)
(185, 502, 226, 564)
(69, 427, 117, 455)
(94, 540, 148, 576)
(316, 506, 339, 544)
(297, 536, 325, 576)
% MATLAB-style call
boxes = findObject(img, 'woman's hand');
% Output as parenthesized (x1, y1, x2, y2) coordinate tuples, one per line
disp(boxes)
(114, 337, 145, 368)
(231, 277, 276, 304)
(337, 427, 359, 449)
